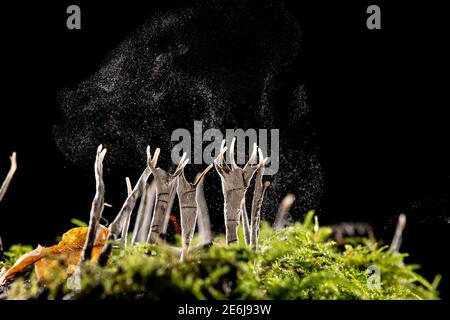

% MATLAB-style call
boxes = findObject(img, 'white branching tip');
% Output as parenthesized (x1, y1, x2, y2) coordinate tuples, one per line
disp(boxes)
(229, 137, 238, 169)
(193, 164, 214, 186)
(125, 177, 132, 196)
(147, 146, 161, 167)
(174, 152, 189, 176)
(10, 152, 17, 172)
(257, 147, 269, 167)
(313, 216, 319, 242)
(215, 139, 228, 166)
(244, 142, 258, 170)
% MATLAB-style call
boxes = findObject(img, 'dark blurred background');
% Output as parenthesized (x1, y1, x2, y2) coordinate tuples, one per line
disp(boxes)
(0, 1, 448, 299)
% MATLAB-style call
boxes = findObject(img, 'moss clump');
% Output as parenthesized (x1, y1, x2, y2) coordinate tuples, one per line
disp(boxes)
(1, 213, 440, 300)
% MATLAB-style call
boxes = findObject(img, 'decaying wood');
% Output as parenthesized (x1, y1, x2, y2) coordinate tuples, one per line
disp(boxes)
(250, 148, 270, 250)
(132, 181, 156, 244)
(120, 177, 133, 246)
(98, 146, 159, 266)
(176, 164, 213, 261)
(273, 194, 296, 230)
(147, 152, 189, 244)
(214, 138, 261, 245)
(196, 176, 213, 245)
(0, 152, 17, 203)
(81, 145, 107, 263)
(390, 213, 406, 254)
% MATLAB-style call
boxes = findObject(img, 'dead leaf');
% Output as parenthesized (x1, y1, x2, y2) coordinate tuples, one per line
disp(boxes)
(0, 225, 109, 285)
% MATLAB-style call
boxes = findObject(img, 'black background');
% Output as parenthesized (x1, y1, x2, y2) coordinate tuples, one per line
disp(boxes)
(0, 1, 448, 299)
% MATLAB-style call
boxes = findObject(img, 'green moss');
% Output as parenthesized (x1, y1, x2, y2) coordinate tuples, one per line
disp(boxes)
(1, 213, 440, 300)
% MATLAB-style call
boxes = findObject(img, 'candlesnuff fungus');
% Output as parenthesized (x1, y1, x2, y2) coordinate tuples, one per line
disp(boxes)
(390, 213, 406, 254)
(147, 152, 189, 244)
(273, 193, 295, 230)
(195, 175, 213, 246)
(249, 148, 270, 250)
(176, 164, 213, 261)
(81, 145, 107, 263)
(98, 146, 160, 266)
(0, 152, 17, 258)
(0, 152, 17, 203)
(214, 138, 261, 245)
(132, 181, 156, 244)
(120, 177, 133, 246)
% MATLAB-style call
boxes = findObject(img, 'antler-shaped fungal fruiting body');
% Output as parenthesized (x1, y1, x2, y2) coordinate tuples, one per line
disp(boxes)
(214, 138, 260, 245)
(0, 152, 17, 203)
(250, 148, 270, 250)
(81, 145, 107, 263)
(177, 164, 213, 261)
(147, 152, 189, 244)
(98, 147, 159, 266)
(0, 152, 17, 259)
(390, 213, 406, 255)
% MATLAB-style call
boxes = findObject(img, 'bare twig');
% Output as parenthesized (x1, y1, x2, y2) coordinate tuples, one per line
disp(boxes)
(390, 213, 406, 254)
(132, 181, 156, 244)
(250, 148, 270, 250)
(81, 145, 107, 263)
(0, 152, 17, 203)
(98, 146, 159, 266)
(273, 194, 296, 230)
(214, 138, 260, 245)
(176, 164, 213, 261)
(120, 177, 133, 246)
(147, 152, 189, 244)
(196, 175, 213, 245)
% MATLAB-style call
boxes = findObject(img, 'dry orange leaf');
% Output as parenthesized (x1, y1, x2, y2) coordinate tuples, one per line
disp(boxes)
(0, 225, 109, 285)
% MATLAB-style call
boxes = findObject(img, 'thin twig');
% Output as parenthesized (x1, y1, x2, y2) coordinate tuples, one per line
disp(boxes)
(81, 145, 107, 263)
(273, 194, 296, 230)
